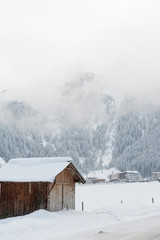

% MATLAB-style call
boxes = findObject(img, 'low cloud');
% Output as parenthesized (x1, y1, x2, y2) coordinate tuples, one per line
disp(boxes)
(0, 0, 160, 127)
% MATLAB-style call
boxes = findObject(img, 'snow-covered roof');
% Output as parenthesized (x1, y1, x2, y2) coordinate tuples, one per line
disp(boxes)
(0, 157, 73, 182)
(125, 171, 140, 174)
(86, 168, 120, 180)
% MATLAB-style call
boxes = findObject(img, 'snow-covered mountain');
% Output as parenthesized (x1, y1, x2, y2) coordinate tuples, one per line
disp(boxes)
(0, 74, 160, 177)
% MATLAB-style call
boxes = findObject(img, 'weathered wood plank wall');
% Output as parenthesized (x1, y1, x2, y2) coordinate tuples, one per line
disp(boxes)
(0, 182, 48, 219)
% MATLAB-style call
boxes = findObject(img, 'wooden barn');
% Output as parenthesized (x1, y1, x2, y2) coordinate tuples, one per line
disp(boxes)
(0, 157, 85, 219)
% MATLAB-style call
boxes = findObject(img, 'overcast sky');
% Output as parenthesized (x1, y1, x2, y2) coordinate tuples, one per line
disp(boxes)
(0, 0, 160, 109)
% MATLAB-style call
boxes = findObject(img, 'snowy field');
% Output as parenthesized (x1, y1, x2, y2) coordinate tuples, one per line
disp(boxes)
(1, 182, 160, 240)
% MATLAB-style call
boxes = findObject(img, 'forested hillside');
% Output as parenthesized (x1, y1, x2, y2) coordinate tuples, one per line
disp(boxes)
(109, 111, 160, 176)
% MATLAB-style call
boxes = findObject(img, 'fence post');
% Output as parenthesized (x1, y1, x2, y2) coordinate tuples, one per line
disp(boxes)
(82, 202, 84, 211)
(152, 198, 154, 204)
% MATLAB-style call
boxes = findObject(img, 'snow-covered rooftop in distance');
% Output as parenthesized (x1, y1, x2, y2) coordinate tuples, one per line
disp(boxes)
(86, 168, 120, 180)
(0, 157, 72, 182)
(125, 171, 140, 174)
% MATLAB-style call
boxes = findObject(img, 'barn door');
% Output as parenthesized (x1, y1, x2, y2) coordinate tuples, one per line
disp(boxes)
(62, 184, 75, 210)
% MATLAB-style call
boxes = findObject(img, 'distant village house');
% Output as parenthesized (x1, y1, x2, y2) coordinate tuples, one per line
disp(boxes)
(152, 172, 160, 181)
(85, 168, 120, 184)
(110, 171, 141, 182)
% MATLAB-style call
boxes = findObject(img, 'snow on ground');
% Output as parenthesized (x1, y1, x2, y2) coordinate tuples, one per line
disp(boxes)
(0, 210, 118, 240)
(55, 214, 160, 240)
(76, 181, 160, 221)
(1, 182, 160, 240)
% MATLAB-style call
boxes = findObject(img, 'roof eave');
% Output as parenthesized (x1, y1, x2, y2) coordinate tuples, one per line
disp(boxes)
(68, 162, 86, 184)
